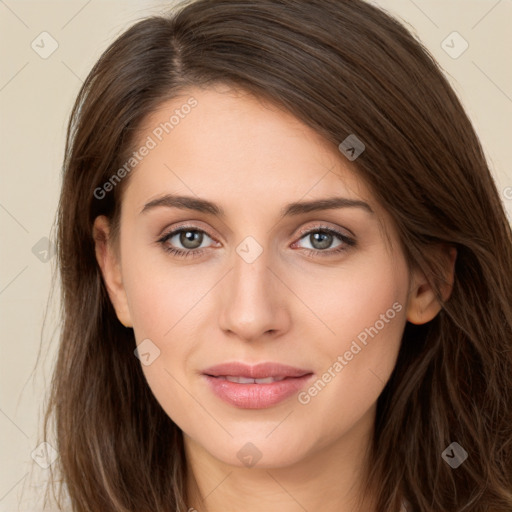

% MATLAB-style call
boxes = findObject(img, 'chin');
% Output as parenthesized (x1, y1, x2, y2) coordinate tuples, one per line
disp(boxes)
(197, 432, 312, 469)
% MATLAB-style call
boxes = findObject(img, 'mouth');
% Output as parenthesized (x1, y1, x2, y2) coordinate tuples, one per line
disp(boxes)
(207, 375, 304, 384)
(201, 363, 314, 409)
(202, 361, 312, 380)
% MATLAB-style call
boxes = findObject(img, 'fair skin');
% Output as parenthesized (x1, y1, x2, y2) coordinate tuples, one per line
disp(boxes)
(93, 84, 455, 512)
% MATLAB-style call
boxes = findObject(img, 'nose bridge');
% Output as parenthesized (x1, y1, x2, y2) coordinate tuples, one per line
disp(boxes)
(233, 239, 271, 295)
(218, 235, 288, 340)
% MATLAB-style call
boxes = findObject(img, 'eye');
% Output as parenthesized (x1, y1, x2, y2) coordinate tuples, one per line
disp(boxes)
(293, 225, 356, 257)
(157, 226, 217, 259)
(157, 223, 356, 260)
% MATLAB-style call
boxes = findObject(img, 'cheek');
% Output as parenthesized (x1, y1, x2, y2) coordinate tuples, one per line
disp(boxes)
(310, 249, 404, 342)
(125, 273, 175, 341)
(121, 244, 209, 397)
(120, 235, 197, 340)
(296, 245, 408, 349)
(295, 251, 408, 434)
(121, 251, 201, 427)
(332, 254, 407, 372)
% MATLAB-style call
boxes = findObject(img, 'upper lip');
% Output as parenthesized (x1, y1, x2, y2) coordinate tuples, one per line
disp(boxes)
(202, 362, 313, 379)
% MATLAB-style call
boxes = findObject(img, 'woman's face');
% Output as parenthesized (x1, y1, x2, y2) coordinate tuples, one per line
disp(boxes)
(95, 84, 423, 469)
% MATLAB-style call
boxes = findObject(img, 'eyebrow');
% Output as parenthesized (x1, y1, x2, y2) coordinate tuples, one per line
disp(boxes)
(140, 194, 374, 218)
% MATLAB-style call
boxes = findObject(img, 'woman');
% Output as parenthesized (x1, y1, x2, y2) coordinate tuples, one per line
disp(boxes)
(40, 0, 512, 511)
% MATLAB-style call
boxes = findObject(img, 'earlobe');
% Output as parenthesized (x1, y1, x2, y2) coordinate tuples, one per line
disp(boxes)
(92, 215, 133, 328)
(406, 245, 457, 325)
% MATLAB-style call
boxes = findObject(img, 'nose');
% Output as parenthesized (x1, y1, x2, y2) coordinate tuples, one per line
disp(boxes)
(218, 245, 291, 342)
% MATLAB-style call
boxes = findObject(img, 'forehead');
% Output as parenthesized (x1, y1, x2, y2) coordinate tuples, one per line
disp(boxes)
(124, 85, 374, 215)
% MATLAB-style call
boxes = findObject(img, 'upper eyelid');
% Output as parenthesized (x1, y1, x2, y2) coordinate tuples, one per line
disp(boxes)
(296, 223, 354, 239)
(159, 223, 217, 242)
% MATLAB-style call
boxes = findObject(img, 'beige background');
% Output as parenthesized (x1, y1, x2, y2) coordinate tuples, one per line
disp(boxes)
(1, 1, 511, 510)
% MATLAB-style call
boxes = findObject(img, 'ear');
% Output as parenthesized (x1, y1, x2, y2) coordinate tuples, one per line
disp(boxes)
(406, 245, 457, 325)
(92, 215, 133, 328)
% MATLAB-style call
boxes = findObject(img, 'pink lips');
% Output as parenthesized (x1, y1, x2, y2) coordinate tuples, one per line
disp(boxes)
(202, 362, 314, 409)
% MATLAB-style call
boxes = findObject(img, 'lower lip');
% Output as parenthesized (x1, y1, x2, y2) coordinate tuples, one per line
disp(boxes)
(203, 374, 314, 409)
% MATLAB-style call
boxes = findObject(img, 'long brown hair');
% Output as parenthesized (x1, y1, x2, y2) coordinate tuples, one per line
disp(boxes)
(39, 0, 512, 510)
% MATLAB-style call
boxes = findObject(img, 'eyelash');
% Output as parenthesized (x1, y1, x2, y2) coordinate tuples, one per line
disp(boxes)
(156, 224, 356, 260)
